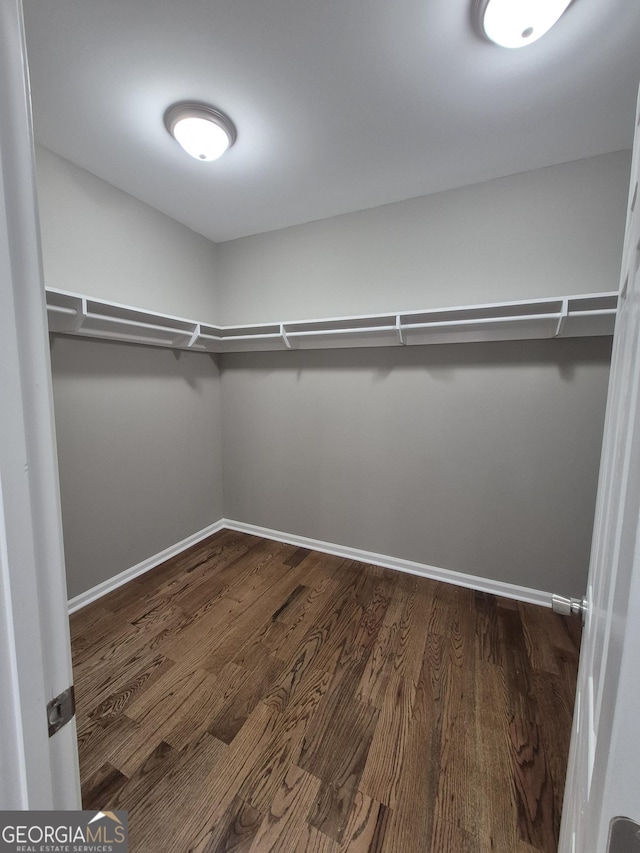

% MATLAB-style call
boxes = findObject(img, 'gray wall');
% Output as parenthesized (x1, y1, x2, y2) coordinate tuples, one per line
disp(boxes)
(221, 338, 612, 597)
(50, 336, 223, 599)
(216, 151, 630, 325)
(36, 147, 224, 599)
(36, 145, 219, 322)
(39, 148, 627, 600)
(216, 151, 627, 597)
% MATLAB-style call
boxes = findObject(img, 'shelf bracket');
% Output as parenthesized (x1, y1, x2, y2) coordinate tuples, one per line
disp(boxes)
(73, 297, 87, 331)
(555, 298, 569, 337)
(186, 323, 201, 348)
(280, 323, 292, 349)
(396, 315, 405, 345)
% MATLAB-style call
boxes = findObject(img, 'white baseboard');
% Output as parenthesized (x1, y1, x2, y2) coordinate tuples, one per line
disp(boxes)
(222, 518, 554, 608)
(68, 517, 554, 613)
(67, 520, 226, 614)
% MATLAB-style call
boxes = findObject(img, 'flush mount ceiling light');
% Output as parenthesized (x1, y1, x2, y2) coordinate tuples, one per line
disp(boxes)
(164, 103, 237, 161)
(474, 0, 573, 48)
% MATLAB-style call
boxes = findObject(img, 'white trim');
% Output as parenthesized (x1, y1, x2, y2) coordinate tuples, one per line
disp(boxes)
(67, 521, 225, 613)
(68, 517, 558, 614)
(221, 519, 554, 608)
(0, 474, 29, 808)
(0, 0, 80, 808)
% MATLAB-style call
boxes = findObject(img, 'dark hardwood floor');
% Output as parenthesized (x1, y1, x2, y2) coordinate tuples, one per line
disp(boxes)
(70, 530, 581, 852)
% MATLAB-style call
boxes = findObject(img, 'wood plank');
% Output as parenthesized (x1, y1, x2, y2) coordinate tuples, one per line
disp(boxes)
(207, 647, 285, 744)
(70, 608, 132, 663)
(518, 601, 564, 674)
(340, 571, 394, 666)
(377, 718, 436, 853)
(430, 585, 482, 839)
(337, 791, 388, 853)
(81, 762, 128, 811)
(475, 590, 504, 665)
(301, 678, 379, 840)
(70, 531, 578, 853)
(498, 604, 539, 722)
(358, 576, 433, 808)
(267, 556, 358, 660)
(86, 653, 176, 725)
(192, 795, 262, 853)
(141, 736, 229, 846)
(159, 596, 244, 666)
(82, 663, 223, 777)
(121, 661, 243, 759)
(474, 660, 519, 851)
(111, 531, 265, 629)
(298, 580, 385, 840)
(110, 731, 228, 852)
(429, 819, 479, 853)
(532, 669, 576, 842)
(230, 573, 374, 819)
(171, 701, 283, 851)
(77, 714, 141, 781)
(106, 740, 182, 810)
(199, 559, 313, 675)
(173, 537, 291, 616)
(260, 563, 372, 716)
(166, 661, 247, 750)
(355, 579, 403, 709)
(70, 603, 117, 640)
(509, 716, 557, 852)
(284, 546, 313, 568)
(72, 606, 181, 687)
(247, 765, 320, 853)
(517, 842, 545, 853)
(294, 825, 340, 853)
(236, 694, 324, 813)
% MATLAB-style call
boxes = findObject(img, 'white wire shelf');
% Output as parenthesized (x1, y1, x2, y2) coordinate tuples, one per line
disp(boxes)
(46, 288, 618, 353)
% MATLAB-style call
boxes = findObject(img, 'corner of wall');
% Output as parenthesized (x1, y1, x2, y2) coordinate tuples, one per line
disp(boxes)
(34, 144, 221, 323)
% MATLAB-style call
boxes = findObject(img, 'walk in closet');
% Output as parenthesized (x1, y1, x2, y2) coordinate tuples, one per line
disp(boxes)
(37, 142, 622, 851)
(39, 144, 625, 606)
(9, 0, 640, 846)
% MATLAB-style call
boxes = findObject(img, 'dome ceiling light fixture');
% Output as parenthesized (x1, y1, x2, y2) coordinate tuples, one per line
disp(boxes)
(164, 102, 237, 161)
(474, 0, 573, 48)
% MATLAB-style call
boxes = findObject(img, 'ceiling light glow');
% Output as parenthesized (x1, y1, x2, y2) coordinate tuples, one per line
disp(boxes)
(476, 0, 573, 48)
(164, 103, 236, 161)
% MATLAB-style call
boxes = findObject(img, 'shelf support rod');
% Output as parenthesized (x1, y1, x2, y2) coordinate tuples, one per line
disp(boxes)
(46, 299, 86, 331)
(280, 323, 292, 349)
(396, 314, 405, 345)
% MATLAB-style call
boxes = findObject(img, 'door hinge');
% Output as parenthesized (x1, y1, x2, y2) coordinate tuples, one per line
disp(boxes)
(47, 685, 75, 737)
(551, 594, 588, 623)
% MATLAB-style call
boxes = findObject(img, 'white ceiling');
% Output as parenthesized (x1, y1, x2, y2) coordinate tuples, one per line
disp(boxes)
(23, 0, 640, 243)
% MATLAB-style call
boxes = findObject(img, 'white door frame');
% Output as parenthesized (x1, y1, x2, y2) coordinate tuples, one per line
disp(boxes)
(558, 88, 640, 851)
(0, 0, 80, 809)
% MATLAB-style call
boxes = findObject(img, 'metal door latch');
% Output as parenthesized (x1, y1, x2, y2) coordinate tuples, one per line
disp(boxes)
(46, 685, 75, 737)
